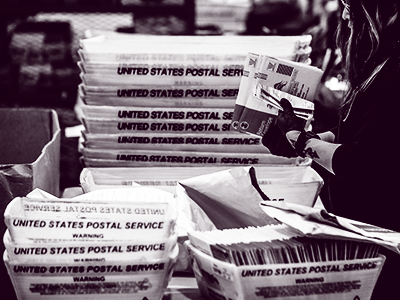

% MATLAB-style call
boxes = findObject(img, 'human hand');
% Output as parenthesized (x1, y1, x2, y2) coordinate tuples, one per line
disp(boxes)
(261, 98, 306, 158)
(261, 124, 297, 158)
(275, 98, 305, 135)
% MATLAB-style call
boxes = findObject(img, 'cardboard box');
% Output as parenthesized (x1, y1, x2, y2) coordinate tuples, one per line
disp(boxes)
(0, 108, 60, 300)
(0, 108, 60, 214)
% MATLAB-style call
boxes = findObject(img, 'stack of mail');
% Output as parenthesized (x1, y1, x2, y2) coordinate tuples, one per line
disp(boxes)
(185, 211, 389, 300)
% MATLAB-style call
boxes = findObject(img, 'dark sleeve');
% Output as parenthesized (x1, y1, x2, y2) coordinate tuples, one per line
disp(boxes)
(329, 126, 338, 137)
(331, 79, 400, 186)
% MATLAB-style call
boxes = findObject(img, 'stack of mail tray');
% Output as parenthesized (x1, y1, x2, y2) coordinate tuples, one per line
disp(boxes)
(78, 33, 316, 168)
(3, 188, 179, 300)
(80, 165, 323, 207)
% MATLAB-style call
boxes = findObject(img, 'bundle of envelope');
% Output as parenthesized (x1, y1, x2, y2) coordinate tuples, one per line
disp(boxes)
(231, 53, 323, 137)
(185, 214, 389, 300)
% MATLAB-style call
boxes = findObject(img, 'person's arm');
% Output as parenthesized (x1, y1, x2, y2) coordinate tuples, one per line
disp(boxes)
(317, 131, 335, 143)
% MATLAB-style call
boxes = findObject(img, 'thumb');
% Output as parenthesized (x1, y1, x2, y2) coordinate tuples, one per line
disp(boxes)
(280, 98, 293, 112)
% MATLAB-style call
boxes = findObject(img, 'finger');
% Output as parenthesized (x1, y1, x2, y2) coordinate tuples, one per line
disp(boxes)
(280, 98, 293, 112)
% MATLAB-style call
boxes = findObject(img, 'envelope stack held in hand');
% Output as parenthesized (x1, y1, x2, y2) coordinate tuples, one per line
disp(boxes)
(231, 53, 323, 137)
